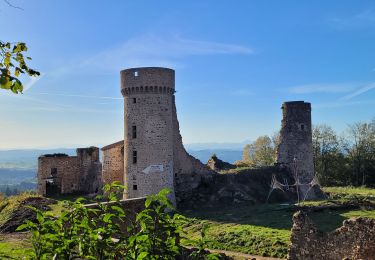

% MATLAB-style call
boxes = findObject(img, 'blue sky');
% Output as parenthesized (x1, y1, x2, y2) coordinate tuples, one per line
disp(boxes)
(0, 0, 375, 149)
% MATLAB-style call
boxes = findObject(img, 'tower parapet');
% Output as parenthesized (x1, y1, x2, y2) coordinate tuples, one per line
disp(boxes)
(121, 67, 175, 96)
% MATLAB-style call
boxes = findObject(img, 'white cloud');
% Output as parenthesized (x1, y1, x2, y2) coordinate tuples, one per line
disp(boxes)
(289, 83, 358, 94)
(340, 83, 375, 101)
(80, 34, 254, 72)
(330, 9, 375, 29)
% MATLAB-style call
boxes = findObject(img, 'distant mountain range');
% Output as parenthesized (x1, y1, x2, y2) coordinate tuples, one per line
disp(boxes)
(0, 144, 244, 187)
(187, 149, 242, 164)
(184, 141, 249, 151)
(0, 142, 247, 169)
(0, 148, 76, 170)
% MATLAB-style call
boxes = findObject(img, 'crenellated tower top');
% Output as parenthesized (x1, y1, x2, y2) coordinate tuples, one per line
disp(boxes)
(120, 67, 175, 96)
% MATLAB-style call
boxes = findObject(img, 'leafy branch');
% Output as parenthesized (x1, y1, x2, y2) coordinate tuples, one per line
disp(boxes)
(0, 41, 40, 93)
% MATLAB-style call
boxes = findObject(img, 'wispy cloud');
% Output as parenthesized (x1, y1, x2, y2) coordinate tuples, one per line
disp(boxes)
(35, 92, 122, 100)
(79, 34, 254, 72)
(288, 83, 358, 94)
(21, 74, 45, 92)
(330, 9, 375, 29)
(314, 99, 375, 109)
(340, 83, 375, 101)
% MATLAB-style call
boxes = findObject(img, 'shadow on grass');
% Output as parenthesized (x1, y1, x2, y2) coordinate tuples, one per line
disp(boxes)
(181, 202, 351, 232)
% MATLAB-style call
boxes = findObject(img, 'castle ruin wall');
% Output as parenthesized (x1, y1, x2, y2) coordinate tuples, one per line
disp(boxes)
(37, 147, 102, 196)
(288, 211, 375, 260)
(102, 141, 124, 185)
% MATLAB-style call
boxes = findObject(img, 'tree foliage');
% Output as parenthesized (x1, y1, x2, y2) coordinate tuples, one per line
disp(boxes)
(242, 135, 277, 167)
(0, 41, 40, 93)
(241, 119, 375, 187)
(312, 120, 375, 187)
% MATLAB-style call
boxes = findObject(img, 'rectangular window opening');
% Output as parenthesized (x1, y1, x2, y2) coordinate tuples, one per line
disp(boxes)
(132, 125, 137, 139)
(51, 168, 57, 176)
(133, 185, 138, 190)
(133, 97, 137, 104)
(134, 71, 138, 77)
(133, 151, 137, 164)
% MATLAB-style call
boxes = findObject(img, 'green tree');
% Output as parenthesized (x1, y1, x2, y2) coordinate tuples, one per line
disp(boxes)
(243, 135, 275, 167)
(344, 121, 375, 186)
(0, 41, 40, 93)
(312, 124, 347, 186)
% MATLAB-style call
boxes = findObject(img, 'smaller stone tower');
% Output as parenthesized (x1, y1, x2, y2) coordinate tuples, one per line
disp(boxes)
(277, 101, 315, 198)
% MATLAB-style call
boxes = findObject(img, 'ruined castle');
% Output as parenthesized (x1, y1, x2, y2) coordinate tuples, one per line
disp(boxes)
(37, 67, 317, 203)
(37, 147, 101, 196)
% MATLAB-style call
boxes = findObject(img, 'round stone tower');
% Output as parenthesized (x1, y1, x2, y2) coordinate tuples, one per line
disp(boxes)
(277, 101, 314, 187)
(120, 67, 176, 201)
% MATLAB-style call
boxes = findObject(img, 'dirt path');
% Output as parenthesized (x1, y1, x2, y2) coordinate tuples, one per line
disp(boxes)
(208, 248, 285, 260)
(0, 232, 30, 243)
(185, 247, 285, 260)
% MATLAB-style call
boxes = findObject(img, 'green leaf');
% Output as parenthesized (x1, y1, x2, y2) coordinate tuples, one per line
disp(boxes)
(103, 213, 114, 222)
(11, 80, 23, 94)
(111, 205, 125, 215)
(137, 252, 148, 259)
(16, 223, 29, 231)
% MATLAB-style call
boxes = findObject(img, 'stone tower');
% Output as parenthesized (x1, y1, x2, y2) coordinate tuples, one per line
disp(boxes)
(120, 67, 213, 204)
(121, 67, 176, 201)
(277, 101, 315, 197)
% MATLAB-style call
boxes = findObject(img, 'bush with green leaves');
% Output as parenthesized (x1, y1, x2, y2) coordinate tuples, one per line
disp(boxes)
(17, 183, 220, 260)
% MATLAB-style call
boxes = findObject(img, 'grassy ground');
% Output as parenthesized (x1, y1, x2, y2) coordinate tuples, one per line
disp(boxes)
(1, 187, 375, 259)
(181, 203, 292, 258)
(181, 186, 375, 258)
(0, 192, 41, 228)
(0, 233, 32, 260)
(323, 186, 375, 197)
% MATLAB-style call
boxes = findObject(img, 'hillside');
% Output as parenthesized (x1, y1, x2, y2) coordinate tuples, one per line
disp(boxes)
(0, 149, 76, 170)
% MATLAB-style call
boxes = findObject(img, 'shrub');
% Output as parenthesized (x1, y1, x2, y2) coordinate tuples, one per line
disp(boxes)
(17, 183, 220, 259)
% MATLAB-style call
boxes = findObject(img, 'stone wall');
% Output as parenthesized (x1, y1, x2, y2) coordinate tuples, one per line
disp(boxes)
(171, 95, 215, 203)
(37, 147, 102, 196)
(288, 211, 375, 260)
(102, 140, 124, 185)
(37, 156, 79, 195)
(177, 166, 294, 208)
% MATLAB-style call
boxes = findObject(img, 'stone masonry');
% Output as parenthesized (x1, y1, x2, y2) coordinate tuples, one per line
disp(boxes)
(120, 67, 213, 203)
(37, 147, 102, 196)
(276, 101, 317, 199)
(101, 140, 124, 185)
(288, 211, 375, 260)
